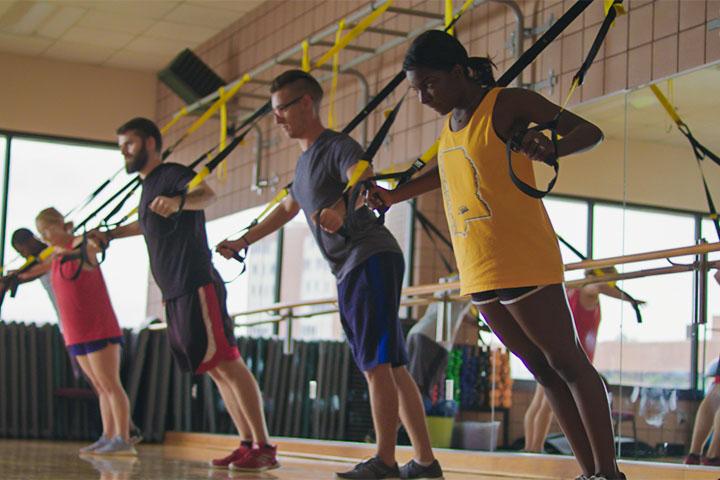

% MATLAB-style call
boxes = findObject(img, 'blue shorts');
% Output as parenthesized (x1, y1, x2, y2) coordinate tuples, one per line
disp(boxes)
(337, 251, 408, 372)
(67, 336, 123, 356)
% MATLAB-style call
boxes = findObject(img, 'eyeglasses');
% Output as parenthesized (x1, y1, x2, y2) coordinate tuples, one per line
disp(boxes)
(272, 95, 305, 115)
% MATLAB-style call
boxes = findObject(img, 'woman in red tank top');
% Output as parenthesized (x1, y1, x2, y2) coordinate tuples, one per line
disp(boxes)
(36, 207, 136, 456)
(524, 268, 644, 454)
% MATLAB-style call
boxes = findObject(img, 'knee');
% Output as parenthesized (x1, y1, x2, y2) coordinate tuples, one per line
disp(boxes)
(365, 363, 392, 383)
(518, 352, 555, 386)
(545, 347, 588, 383)
(95, 375, 123, 397)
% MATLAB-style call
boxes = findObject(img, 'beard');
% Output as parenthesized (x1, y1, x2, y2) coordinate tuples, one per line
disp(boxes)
(125, 142, 149, 173)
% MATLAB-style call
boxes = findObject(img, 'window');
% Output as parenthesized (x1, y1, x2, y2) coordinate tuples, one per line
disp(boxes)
(205, 206, 280, 338)
(593, 205, 695, 388)
(505, 196, 589, 381)
(279, 212, 340, 340)
(0, 135, 148, 329)
(701, 218, 720, 391)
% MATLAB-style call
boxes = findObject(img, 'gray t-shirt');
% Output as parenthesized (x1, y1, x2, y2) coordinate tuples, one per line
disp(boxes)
(291, 129, 402, 282)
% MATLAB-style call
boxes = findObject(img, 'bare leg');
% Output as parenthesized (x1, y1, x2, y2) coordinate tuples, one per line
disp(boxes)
(689, 384, 720, 455)
(76, 355, 115, 438)
(533, 391, 555, 452)
(393, 366, 435, 464)
(366, 364, 400, 467)
(209, 357, 269, 444)
(524, 384, 545, 452)
(85, 344, 130, 441)
(207, 369, 252, 441)
(504, 285, 619, 477)
(707, 406, 720, 458)
(477, 299, 595, 476)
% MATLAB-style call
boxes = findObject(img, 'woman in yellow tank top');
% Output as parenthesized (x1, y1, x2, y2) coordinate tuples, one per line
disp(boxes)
(369, 30, 623, 480)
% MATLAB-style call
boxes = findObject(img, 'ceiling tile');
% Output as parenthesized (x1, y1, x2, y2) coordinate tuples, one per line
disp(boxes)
(105, 49, 171, 71)
(77, 10, 154, 35)
(185, 0, 260, 13)
(61, 25, 134, 49)
(164, 4, 240, 28)
(42, 39, 115, 63)
(0, 31, 52, 55)
(124, 34, 187, 56)
(0, 0, 271, 71)
(0, 1, 20, 18)
(36, 5, 85, 39)
(0, 1, 57, 34)
(66, 0, 181, 19)
(148, 20, 216, 43)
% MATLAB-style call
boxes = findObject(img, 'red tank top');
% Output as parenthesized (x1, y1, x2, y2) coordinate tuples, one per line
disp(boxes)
(567, 288, 601, 361)
(50, 244, 121, 346)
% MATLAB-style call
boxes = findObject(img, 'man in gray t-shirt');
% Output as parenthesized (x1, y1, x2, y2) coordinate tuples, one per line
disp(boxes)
(217, 70, 442, 480)
(290, 128, 402, 281)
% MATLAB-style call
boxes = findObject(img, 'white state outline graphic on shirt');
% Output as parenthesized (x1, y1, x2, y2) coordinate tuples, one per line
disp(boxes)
(439, 145, 492, 237)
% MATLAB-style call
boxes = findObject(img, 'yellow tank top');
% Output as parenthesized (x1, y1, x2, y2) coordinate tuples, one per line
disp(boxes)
(437, 87, 564, 296)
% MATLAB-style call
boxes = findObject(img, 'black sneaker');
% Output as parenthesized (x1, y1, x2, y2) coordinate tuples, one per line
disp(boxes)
(336, 456, 400, 479)
(399, 459, 443, 479)
(590, 473, 627, 480)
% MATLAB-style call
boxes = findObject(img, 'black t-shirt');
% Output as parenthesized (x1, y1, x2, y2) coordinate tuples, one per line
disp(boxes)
(139, 163, 213, 300)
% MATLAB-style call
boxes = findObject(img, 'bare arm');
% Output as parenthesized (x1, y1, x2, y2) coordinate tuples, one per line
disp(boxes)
(14, 260, 52, 283)
(216, 194, 301, 257)
(366, 165, 441, 212)
(494, 88, 604, 162)
(149, 182, 216, 218)
(313, 162, 379, 234)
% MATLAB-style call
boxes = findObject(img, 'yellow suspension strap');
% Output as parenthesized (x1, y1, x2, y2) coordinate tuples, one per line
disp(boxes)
(313, 0, 394, 69)
(0, 244, 57, 309)
(301, 39, 311, 72)
(556, 234, 641, 323)
(162, 74, 252, 161)
(217, 86, 229, 182)
(506, 0, 623, 199)
(650, 82, 720, 240)
(445, 0, 455, 35)
(327, 19, 346, 130)
(161, 106, 189, 135)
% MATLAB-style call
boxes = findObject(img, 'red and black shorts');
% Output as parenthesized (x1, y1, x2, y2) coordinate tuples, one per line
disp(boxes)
(164, 279, 240, 374)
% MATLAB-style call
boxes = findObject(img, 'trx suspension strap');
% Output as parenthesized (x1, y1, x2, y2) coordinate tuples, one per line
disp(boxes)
(315, 96, 408, 261)
(649, 83, 720, 240)
(347, 0, 601, 225)
(64, 166, 125, 220)
(0, 246, 55, 311)
(507, 0, 623, 198)
(341, 0, 475, 137)
(557, 234, 643, 323)
(217, 184, 292, 276)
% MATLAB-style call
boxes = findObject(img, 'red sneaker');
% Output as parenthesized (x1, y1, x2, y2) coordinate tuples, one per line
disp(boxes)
(684, 453, 701, 465)
(702, 456, 720, 467)
(209, 446, 250, 469)
(229, 444, 280, 472)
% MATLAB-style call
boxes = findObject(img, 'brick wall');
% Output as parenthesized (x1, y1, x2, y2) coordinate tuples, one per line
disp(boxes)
(148, 0, 720, 321)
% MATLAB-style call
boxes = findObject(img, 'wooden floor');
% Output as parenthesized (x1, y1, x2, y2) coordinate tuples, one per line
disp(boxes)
(2, 437, 719, 480)
(0, 439, 528, 480)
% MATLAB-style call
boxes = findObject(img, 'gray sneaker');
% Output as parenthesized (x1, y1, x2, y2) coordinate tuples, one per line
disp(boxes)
(336, 456, 400, 479)
(399, 459, 443, 479)
(93, 436, 138, 456)
(79, 435, 109, 454)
